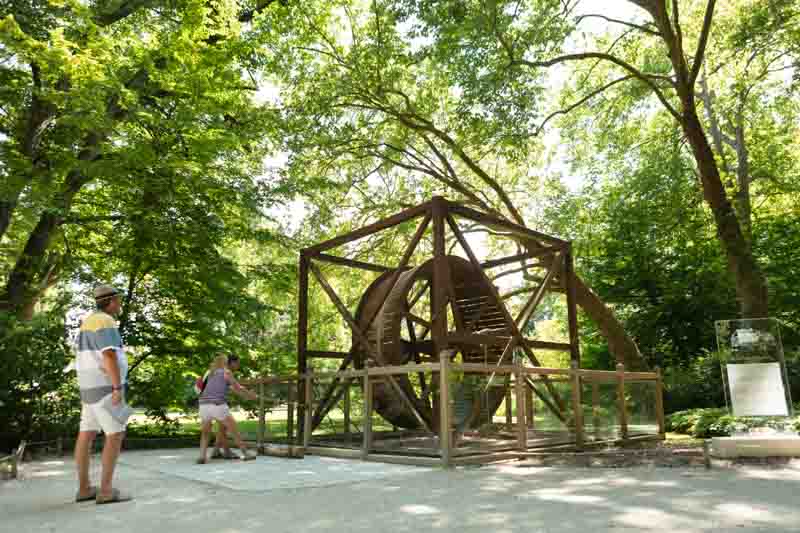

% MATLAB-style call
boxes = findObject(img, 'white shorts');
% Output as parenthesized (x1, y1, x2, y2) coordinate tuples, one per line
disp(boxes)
(80, 400, 127, 435)
(199, 403, 230, 423)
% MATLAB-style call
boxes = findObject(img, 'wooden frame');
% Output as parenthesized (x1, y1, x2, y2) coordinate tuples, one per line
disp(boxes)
(290, 196, 660, 466)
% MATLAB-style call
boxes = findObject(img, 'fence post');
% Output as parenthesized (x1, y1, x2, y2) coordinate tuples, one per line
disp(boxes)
(514, 358, 527, 452)
(344, 381, 351, 442)
(505, 382, 513, 431)
(303, 374, 313, 448)
(258, 382, 265, 454)
(617, 363, 628, 441)
(571, 361, 584, 450)
(655, 366, 666, 439)
(362, 371, 373, 460)
(287, 382, 295, 451)
(592, 382, 600, 439)
(439, 351, 452, 467)
(526, 384, 534, 428)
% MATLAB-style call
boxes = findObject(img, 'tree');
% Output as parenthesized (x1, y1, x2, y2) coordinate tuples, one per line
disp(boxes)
(401, 0, 799, 318)
(265, 0, 647, 368)
(0, 0, 288, 316)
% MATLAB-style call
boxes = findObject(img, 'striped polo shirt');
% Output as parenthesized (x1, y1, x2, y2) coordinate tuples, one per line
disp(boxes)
(75, 311, 127, 404)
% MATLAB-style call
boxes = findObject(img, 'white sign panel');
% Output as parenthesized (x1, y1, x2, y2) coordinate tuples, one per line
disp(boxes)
(727, 363, 789, 417)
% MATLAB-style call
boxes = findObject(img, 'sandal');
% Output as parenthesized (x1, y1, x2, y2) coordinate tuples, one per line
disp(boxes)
(196, 457, 207, 464)
(96, 488, 133, 505)
(75, 486, 98, 503)
(222, 451, 238, 460)
(210, 450, 224, 460)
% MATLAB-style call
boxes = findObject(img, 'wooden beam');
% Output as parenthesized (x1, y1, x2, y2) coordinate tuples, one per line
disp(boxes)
(514, 252, 562, 332)
(564, 246, 581, 366)
(515, 361, 528, 451)
(431, 197, 449, 356)
(297, 254, 309, 441)
(655, 366, 665, 438)
(439, 350, 452, 467)
(313, 253, 393, 273)
(524, 340, 573, 352)
(447, 202, 568, 246)
(571, 361, 584, 450)
(362, 374, 373, 460)
(306, 350, 350, 359)
(617, 363, 628, 440)
(480, 246, 561, 269)
(306, 201, 431, 254)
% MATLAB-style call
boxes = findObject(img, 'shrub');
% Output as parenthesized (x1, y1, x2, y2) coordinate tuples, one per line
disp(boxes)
(666, 404, 800, 438)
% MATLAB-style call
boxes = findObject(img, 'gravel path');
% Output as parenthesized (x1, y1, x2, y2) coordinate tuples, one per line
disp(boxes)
(2, 449, 800, 533)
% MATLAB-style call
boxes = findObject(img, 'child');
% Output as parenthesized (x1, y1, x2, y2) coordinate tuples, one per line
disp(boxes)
(197, 353, 258, 464)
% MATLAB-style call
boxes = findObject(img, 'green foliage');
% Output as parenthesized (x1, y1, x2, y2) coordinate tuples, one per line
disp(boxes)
(0, 307, 80, 449)
(666, 406, 800, 439)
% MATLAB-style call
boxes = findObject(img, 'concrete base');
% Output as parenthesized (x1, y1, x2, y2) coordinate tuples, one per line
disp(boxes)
(710, 435, 800, 458)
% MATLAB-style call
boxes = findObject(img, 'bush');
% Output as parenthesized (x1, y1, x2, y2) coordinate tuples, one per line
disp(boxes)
(666, 405, 800, 438)
(0, 309, 81, 450)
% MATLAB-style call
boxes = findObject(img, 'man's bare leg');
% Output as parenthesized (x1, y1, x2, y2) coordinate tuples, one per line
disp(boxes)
(75, 431, 97, 497)
(99, 432, 124, 498)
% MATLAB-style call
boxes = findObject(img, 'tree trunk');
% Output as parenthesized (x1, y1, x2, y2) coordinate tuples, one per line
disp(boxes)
(1, 171, 86, 315)
(681, 110, 768, 317)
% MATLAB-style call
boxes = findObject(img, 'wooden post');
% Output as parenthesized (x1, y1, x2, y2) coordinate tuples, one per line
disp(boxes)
(592, 381, 600, 439)
(258, 383, 266, 454)
(297, 254, 309, 440)
(526, 385, 534, 428)
(343, 382, 351, 442)
(439, 350, 452, 467)
(655, 366, 666, 439)
(505, 384, 513, 431)
(431, 196, 449, 358)
(617, 363, 628, 440)
(287, 383, 295, 450)
(303, 374, 313, 448)
(564, 246, 581, 367)
(514, 360, 527, 451)
(571, 361, 584, 450)
(362, 373, 373, 460)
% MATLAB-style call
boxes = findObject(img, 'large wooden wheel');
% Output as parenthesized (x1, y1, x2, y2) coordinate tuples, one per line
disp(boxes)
(353, 255, 507, 430)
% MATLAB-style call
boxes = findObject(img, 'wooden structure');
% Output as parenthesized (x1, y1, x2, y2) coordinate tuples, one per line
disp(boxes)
(245, 197, 664, 466)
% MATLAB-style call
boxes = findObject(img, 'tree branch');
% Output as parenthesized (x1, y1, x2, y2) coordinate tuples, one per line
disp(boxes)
(514, 53, 681, 119)
(575, 14, 661, 37)
(689, 0, 717, 86)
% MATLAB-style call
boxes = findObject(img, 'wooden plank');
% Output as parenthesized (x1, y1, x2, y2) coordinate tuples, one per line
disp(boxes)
(259, 444, 305, 459)
(313, 253, 392, 273)
(366, 363, 440, 376)
(305, 202, 431, 254)
(524, 340, 573, 351)
(362, 374, 373, 460)
(450, 451, 522, 466)
(564, 247, 581, 366)
(514, 362, 528, 451)
(439, 350, 453, 467)
(480, 247, 561, 270)
(447, 202, 568, 246)
(617, 363, 628, 440)
(571, 362, 584, 450)
(592, 382, 600, 439)
(447, 331, 510, 346)
(306, 350, 350, 359)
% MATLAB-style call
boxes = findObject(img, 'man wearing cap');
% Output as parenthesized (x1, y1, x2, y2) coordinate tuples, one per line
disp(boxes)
(73, 285, 132, 505)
